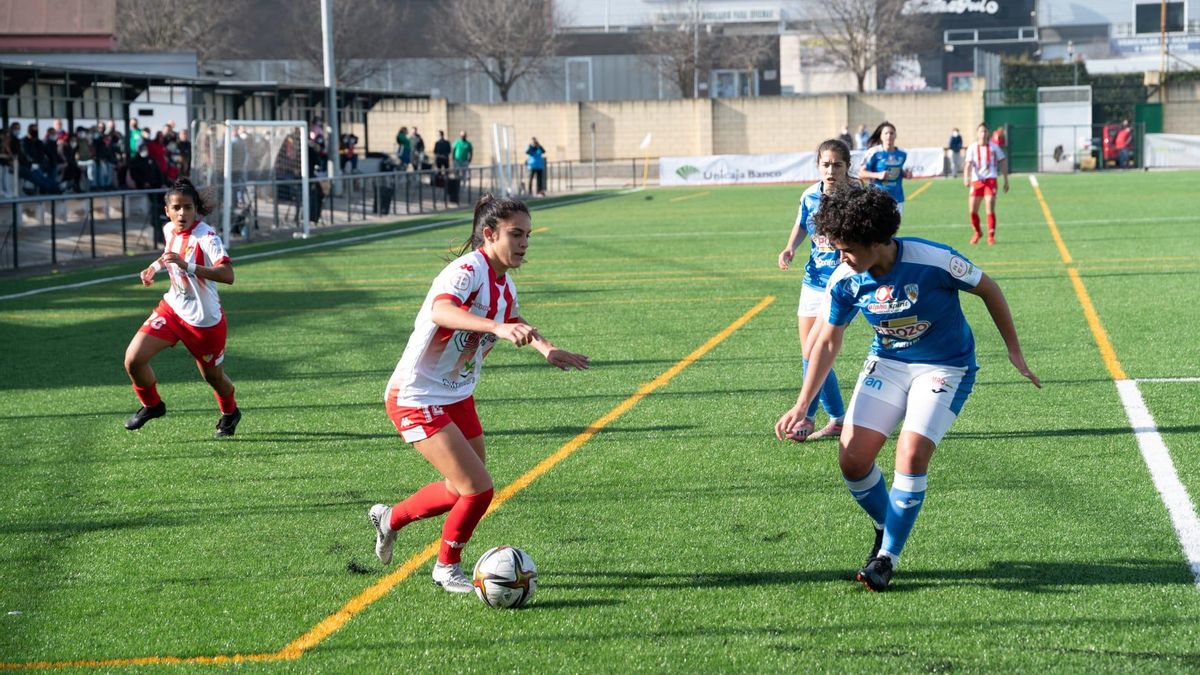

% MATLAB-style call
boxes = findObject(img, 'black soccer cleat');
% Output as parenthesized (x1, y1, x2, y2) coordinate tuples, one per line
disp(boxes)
(855, 526, 886, 582)
(124, 401, 166, 430)
(214, 408, 242, 438)
(860, 555, 894, 592)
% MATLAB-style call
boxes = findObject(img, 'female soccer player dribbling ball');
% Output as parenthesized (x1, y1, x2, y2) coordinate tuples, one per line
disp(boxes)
(123, 178, 241, 438)
(776, 139, 853, 442)
(774, 184, 1039, 591)
(369, 194, 589, 593)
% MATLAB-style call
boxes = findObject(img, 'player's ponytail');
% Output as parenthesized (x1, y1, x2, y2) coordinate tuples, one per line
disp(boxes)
(452, 193, 530, 258)
(164, 178, 215, 216)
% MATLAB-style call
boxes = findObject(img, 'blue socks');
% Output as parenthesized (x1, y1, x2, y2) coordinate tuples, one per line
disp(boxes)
(802, 358, 846, 420)
(880, 472, 927, 563)
(844, 468, 928, 566)
(843, 464, 888, 528)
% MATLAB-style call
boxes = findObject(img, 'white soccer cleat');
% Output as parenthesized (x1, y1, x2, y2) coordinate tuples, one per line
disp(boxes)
(432, 562, 474, 593)
(368, 504, 397, 565)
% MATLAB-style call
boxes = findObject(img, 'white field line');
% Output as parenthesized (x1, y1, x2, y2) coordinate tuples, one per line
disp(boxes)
(1116, 380, 1200, 588)
(1135, 377, 1200, 383)
(0, 189, 641, 302)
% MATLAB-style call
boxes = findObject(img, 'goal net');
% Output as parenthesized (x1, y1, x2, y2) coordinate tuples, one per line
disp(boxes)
(191, 120, 311, 245)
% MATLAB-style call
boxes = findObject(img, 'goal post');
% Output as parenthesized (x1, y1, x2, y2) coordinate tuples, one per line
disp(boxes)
(492, 123, 518, 197)
(219, 119, 311, 245)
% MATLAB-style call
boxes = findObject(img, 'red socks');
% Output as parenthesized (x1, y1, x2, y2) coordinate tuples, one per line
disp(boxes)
(390, 481, 459, 530)
(970, 212, 981, 235)
(439, 488, 494, 565)
(133, 383, 161, 407)
(215, 387, 237, 414)
(986, 213, 996, 235)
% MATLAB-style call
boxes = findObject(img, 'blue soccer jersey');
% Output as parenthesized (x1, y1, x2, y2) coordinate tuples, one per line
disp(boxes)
(795, 182, 842, 290)
(826, 238, 984, 368)
(863, 147, 908, 204)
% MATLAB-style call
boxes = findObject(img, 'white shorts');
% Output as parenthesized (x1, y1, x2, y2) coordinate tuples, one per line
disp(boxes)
(896, 202, 905, 216)
(843, 356, 976, 445)
(796, 284, 830, 318)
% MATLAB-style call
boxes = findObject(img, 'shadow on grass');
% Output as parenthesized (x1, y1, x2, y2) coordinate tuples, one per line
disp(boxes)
(949, 424, 1200, 440)
(550, 558, 1195, 593)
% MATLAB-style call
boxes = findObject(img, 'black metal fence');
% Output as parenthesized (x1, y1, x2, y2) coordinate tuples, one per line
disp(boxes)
(0, 159, 643, 272)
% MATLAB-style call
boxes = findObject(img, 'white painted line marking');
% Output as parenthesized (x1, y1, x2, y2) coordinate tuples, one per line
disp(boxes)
(1115, 379, 1200, 588)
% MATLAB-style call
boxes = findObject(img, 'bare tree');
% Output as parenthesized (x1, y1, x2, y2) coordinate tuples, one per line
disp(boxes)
(115, 0, 238, 65)
(280, 0, 407, 88)
(432, 0, 565, 102)
(639, 4, 776, 98)
(638, 2, 720, 98)
(801, 0, 938, 92)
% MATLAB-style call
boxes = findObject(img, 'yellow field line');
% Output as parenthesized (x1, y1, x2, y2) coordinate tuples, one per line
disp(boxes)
(1030, 177, 1073, 265)
(906, 181, 933, 201)
(278, 294, 774, 659)
(669, 191, 710, 202)
(532, 226, 550, 234)
(1030, 177, 1125, 381)
(0, 296, 776, 670)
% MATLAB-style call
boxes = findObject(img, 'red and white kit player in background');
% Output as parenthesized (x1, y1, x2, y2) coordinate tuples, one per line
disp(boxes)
(123, 178, 242, 438)
(369, 194, 589, 593)
(964, 122, 1009, 246)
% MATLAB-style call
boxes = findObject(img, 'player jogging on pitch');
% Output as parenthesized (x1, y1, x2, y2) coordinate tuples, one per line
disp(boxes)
(964, 122, 1009, 245)
(369, 194, 589, 593)
(775, 184, 1039, 591)
(859, 121, 912, 216)
(123, 179, 241, 438)
(777, 139, 853, 442)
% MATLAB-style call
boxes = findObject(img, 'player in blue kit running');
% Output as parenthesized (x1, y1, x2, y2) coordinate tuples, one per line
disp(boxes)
(776, 139, 853, 441)
(774, 184, 1040, 591)
(858, 122, 911, 216)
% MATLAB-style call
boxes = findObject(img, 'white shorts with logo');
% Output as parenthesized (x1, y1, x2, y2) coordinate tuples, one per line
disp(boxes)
(844, 356, 976, 445)
(796, 284, 830, 318)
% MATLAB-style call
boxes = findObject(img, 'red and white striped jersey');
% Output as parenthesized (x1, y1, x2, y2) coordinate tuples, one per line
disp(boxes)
(966, 141, 1006, 181)
(159, 220, 230, 328)
(386, 249, 521, 407)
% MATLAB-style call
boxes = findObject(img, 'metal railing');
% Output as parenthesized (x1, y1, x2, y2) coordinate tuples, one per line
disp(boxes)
(0, 158, 645, 272)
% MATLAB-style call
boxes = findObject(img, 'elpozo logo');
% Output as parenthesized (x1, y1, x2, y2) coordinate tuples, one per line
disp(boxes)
(676, 165, 701, 180)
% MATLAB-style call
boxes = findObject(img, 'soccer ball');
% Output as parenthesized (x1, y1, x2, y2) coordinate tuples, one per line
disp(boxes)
(472, 545, 537, 608)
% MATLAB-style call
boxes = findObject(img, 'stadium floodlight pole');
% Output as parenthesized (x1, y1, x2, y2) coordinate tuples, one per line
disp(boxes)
(221, 120, 311, 243)
(322, 0, 340, 183)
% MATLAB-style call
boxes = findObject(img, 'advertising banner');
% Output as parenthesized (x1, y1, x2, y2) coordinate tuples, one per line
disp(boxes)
(1145, 134, 1200, 168)
(660, 148, 947, 186)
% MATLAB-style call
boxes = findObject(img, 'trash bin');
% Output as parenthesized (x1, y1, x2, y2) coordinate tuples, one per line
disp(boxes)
(373, 184, 394, 215)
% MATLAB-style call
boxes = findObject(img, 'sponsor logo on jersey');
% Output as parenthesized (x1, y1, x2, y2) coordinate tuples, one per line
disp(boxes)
(949, 256, 973, 279)
(874, 315, 932, 340)
(931, 375, 951, 393)
(862, 376, 884, 390)
(875, 285, 895, 302)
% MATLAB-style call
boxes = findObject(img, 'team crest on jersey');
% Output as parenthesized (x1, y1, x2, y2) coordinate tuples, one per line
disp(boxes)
(905, 284, 919, 303)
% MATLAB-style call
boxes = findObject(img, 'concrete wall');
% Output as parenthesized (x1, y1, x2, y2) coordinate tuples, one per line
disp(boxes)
(1164, 81, 1200, 135)
(365, 82, 986, 164)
